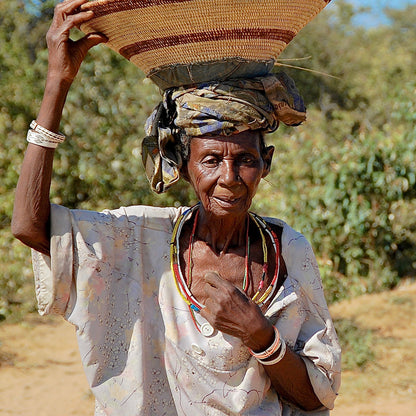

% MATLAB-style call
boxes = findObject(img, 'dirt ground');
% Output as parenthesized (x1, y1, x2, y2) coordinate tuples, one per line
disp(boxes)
(1, 281, 415, 415)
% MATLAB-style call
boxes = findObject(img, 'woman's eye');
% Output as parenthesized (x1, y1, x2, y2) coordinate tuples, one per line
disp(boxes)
(241, 156, 255, 165)
(202, 157, 219, 166)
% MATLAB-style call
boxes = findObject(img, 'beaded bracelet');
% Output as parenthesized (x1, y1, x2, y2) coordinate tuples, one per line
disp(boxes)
(27, 129, 59, 149)
(257, 338, 287, 366)
(248, 325, 281, 360)
(30, 120, 65, 143)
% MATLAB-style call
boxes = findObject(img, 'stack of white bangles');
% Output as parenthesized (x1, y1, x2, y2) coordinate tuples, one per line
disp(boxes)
(249, 325, 287, 365)
(26, 120, 66, 148)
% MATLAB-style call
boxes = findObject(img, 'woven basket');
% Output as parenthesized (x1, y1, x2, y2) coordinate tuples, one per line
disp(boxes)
(80, 0, 331, 88)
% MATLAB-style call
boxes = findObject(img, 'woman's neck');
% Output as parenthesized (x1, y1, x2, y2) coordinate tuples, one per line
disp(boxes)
(195, 206, 248, 255)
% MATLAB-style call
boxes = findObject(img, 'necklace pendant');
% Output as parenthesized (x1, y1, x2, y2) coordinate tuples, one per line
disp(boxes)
(201, 322, 215, 337)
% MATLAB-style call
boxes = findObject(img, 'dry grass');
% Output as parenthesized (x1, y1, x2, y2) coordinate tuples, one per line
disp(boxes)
(330, 280, 416, 415)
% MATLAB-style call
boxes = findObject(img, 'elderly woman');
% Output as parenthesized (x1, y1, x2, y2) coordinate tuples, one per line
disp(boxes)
(12, 1, 341, 415)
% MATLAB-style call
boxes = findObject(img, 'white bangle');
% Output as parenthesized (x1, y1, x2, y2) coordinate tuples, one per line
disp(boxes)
(30, 120, 65, 143)
(249, 325, 281, 360)
(27, 129, 59, 148)
(257, 338, 287, 366)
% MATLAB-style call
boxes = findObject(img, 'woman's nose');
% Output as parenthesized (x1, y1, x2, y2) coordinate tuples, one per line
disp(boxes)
(219, 160, 240, 186)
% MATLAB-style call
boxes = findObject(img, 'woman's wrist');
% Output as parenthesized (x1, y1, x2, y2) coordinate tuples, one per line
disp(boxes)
(248, 325, 280, 357)
(37, 76, 72, 133)
(27, 120, 66, 149)
(244, 319, 275, 352)
(248, 325, 287, 366)
(46, 67, 76, 86)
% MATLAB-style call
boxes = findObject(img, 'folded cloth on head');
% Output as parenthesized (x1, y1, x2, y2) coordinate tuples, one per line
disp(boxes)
(142, 72, 306, 193)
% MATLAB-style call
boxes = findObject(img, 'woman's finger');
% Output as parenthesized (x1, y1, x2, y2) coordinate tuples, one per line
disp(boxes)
(62, 10, 95, 29)
(204, 271, 249, 302)
(204, 271, 239, 291)
(47, 0, 97, 49)
(75, 32, 108, 53)
(56, 0, 90, 14)
(54, 0, 93, 25)
(204, 271, 223, 286)
(203, 272, 230, 300)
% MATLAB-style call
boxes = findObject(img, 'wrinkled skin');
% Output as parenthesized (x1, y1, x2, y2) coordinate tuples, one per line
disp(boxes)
(184, 132, 273, 226)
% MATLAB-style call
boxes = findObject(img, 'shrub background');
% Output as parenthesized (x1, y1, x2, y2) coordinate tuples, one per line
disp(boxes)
(1, 0, 415, 319)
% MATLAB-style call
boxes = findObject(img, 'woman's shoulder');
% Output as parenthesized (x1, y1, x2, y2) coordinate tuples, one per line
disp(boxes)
(99, 205, 190, 233)
(264, 217, 326, 307)
(53, 204, 189, 232)
(262, 216, 309, 246)
(106, 205, 188, 221)
(262, 216, 314, 269)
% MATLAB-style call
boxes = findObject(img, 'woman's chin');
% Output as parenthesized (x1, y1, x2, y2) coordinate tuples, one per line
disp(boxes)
(203, 197, 250, 217)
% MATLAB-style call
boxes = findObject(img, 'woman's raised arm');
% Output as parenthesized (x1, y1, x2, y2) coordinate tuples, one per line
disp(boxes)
(11, 0, 106, 255)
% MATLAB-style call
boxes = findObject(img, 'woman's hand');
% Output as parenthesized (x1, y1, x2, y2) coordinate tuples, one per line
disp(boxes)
(200, 272, 275, 351)
(46, 0, 107, 83)
(35, 0, 107, 132)
(200, 272, 322, 411)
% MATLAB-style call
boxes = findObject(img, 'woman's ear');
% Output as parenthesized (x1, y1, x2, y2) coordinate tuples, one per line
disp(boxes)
(262, 145, 274, 178)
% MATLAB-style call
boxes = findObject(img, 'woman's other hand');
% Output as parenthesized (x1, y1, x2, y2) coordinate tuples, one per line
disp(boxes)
(200, 271, 275, 352)
(46, 0, 107, 83)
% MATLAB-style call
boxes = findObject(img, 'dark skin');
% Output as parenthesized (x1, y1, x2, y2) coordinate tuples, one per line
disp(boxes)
(12, 0, 323, 411)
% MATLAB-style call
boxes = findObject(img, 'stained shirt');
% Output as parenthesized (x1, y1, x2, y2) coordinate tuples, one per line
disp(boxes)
(31, 204, 341, 416)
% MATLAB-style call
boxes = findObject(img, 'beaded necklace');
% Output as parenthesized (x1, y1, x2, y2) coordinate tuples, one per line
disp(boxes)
(170, 205, 280, 313)
(248, 212, 281, 306)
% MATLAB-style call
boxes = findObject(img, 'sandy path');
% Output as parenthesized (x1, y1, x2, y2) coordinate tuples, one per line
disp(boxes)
(0, 316, 93, 416)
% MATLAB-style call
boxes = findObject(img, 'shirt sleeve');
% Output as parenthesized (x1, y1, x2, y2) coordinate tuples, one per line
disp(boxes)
(282, 229, 341, 410)
(32, 204, 75, 316)
(31, 203, 183, 318)
(32, 203, 128, 317)
(264, 220, 341, 412)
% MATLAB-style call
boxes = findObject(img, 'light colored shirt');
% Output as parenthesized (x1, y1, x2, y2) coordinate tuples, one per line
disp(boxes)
(32, 204, 341, 416)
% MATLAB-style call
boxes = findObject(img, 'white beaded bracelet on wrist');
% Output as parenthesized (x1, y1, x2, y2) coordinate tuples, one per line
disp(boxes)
(27, 129, 59, 148)
(248, 325, 287, 366)
(30, 120, 65, 143)
(27, 120, 66, 149)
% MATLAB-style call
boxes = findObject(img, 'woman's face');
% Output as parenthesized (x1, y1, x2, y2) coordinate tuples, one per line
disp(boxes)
(184, 130, 274, 219)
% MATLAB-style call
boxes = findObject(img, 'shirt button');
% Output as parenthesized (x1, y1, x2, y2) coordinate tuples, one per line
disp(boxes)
(191, 343, 204, 355)
(201, 323, 214, 337)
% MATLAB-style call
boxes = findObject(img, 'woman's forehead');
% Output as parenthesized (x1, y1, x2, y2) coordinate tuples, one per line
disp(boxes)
(190, 131, 263, 153)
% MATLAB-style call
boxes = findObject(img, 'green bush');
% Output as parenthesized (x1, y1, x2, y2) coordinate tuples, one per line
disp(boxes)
(0, 232, 34, 321)
(255, 93, 416, 302)
(334, 318, 375, 370)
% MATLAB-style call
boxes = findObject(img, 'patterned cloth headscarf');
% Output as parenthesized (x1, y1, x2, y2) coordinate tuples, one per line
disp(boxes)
(142, 72, 306, 193)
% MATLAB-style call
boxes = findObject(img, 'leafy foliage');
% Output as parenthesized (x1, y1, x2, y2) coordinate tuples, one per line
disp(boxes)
(1, 1, 415, 317)
(254, 3, 416, 302)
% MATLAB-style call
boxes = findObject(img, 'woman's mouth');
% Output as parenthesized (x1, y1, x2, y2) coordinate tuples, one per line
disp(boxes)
(212, 196, 242, 207)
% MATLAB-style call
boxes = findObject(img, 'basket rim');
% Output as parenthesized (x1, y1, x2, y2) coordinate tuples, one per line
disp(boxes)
(79, 0, 332, 87)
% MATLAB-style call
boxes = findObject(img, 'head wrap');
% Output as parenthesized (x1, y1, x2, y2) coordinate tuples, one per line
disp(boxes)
(142, 72, 306, 193)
